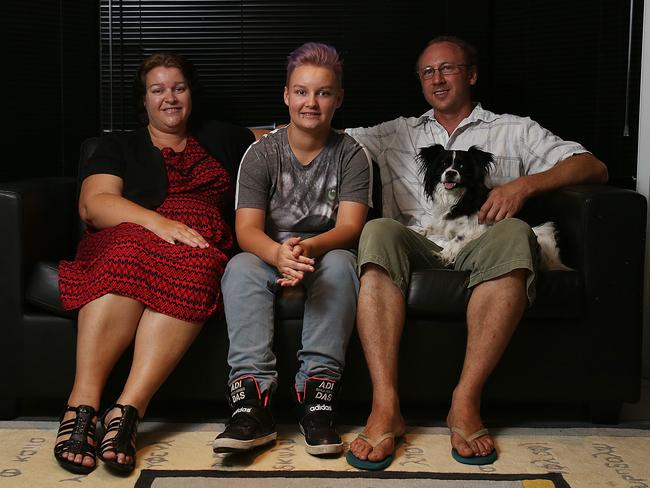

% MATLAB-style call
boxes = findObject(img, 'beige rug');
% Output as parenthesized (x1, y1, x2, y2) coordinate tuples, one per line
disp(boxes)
(1, 422, 649, 488)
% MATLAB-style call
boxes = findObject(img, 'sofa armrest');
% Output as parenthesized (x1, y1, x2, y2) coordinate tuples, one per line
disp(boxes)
(523, 184, 646, 291)
(521, 184, 647, 406)
(0, 177, 77, 417)
(0, 177, 78, 277)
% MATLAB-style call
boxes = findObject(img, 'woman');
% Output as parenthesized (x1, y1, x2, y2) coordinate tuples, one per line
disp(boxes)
(53, 52, 254, 474)
(212, 42, 371, 457)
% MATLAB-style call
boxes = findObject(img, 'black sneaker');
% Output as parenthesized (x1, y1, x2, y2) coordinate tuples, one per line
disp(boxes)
(295, 377, 343, 455)
(213, 376, 277, 453)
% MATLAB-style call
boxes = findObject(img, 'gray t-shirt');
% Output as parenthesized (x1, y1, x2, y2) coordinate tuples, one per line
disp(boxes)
(235, 127, 372, 242)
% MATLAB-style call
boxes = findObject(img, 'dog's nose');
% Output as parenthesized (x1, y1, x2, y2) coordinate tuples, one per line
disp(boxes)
(443, 169, 460, 181)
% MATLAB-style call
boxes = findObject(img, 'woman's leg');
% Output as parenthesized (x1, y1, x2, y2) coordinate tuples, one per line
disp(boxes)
(59, 293, 145, 468)
(100, 308, 203, 465)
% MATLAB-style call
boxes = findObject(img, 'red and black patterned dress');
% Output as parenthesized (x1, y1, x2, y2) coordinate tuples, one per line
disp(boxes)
(59, 136, 233, 322)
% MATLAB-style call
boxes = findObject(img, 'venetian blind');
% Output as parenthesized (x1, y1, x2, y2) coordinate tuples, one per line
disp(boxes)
(100, 0, 348, 131)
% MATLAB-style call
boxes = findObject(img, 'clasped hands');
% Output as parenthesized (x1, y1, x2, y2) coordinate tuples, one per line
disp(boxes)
(275, 236, 315, 287)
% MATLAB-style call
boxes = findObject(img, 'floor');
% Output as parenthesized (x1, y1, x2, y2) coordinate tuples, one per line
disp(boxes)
(12, 378, 650, 429)
(620, 377, 650, 423)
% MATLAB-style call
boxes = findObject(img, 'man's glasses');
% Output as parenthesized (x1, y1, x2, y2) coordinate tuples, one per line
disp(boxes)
(417, 63, 472, 80)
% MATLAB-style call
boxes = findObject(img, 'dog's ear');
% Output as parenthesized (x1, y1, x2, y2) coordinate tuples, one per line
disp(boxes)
(417, 144, 447, 200)
(468, 145, 494, 178)
(418, 144, 446, 164)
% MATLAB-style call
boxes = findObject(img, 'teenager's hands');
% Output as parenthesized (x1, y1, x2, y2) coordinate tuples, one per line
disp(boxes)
(146, 214, 209, 248)
(275, 237, 315, 287)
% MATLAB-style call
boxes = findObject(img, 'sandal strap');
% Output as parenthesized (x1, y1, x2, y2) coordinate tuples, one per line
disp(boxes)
(54, 404, 97, 457)
(451, 427, 489, 443)
(357, 431, 395, 448)
(99, 404, 140, 458)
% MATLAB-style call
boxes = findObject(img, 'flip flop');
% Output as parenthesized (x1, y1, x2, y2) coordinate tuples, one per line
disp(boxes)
(450, 427, 498, 465)
(345, 432, 396, 471)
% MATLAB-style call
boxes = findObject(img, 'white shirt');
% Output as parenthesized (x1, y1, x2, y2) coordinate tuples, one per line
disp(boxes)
(346, 104, 588, 246)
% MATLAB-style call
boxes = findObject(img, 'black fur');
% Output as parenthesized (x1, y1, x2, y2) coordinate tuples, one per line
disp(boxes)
(417, 144, 494, 219)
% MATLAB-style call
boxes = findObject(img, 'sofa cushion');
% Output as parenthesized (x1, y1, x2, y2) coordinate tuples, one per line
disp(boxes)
(407, 268, 583, 319)
(26, 260, 316, 321)
(25, 261, 75, 318)
(27, 259, 583, 322)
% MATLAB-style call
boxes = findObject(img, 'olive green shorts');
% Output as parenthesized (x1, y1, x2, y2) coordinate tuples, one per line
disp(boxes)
(357, 217, 539, 305)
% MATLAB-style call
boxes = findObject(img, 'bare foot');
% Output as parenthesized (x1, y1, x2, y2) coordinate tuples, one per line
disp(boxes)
(350, 407, 406, 462)
(446, 393, 494, 458)
(55, 406, 97, 469)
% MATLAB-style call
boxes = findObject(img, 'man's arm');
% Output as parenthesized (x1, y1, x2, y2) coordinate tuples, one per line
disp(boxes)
(479, 153, 608, 224)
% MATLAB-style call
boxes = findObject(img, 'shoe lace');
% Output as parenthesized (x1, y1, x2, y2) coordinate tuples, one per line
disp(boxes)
(227, 410, 259, 429)
(303, 410, 334, 430)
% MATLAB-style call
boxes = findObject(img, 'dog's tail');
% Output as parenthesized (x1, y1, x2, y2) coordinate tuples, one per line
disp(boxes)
(533, 222, 572, 271)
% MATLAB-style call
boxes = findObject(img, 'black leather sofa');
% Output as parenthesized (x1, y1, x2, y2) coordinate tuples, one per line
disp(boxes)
(0, 147, 647, 423)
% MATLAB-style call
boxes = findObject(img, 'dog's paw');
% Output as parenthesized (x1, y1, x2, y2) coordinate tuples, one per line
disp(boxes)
(437, 247, 458, 267)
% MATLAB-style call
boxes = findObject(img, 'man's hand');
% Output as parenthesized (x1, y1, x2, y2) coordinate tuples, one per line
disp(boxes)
(478, 178, 531, 224)
(275, 237, 315, 287)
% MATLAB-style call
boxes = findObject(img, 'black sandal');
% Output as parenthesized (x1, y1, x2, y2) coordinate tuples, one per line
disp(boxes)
(53, 404, 98, 474)
(97, 403, 140, 473)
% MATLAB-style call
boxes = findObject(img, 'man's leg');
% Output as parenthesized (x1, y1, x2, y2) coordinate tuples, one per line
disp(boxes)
(349, 263, 407, 462)
(448, 218, 537, 458)
(447, 269, 526, 457)
(350, 218, 441, 462)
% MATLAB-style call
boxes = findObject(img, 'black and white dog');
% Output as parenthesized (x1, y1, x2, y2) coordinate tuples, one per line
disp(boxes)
(417, 144, 568, 271)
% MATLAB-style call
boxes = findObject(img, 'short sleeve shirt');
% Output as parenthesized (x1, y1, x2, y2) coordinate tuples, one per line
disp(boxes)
(236, 127, 372, 242)
(346, 104, 588, 243)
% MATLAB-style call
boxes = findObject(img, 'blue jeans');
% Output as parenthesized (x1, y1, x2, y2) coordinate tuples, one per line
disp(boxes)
(221, 249, 359, 393)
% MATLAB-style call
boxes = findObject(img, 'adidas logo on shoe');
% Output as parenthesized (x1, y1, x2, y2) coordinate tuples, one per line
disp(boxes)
(309, 404, 332, 412)
(295, 377, 342, 456)
(213, 376, 277, 453)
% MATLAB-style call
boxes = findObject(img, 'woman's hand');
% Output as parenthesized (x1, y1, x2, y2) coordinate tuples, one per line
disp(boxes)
(146, 214, 209, 248)
(275, 237, 314, 287)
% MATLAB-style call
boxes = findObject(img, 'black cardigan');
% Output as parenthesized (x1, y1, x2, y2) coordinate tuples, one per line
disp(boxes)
(80, 121, 255, 210)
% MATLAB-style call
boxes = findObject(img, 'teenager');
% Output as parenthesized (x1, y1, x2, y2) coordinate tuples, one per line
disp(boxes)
(213, 42, 372, 456)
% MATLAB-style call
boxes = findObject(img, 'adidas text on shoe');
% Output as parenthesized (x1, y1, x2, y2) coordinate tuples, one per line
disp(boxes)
(295, 377, 343, 456)
(213, 376, 277, 453)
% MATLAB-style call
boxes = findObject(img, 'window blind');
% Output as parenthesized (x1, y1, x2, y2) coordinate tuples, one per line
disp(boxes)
(100, 0, 348, 131)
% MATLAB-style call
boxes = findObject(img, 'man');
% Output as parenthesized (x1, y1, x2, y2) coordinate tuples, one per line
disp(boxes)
(344, 35, 608, 469)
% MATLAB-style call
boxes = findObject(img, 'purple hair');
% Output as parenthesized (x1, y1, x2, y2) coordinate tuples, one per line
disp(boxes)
(286, 42, 343, 86)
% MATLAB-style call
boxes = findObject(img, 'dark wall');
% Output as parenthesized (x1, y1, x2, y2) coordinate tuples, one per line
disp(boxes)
(342, 0, 642, 187)
(485, 0, 643, 188)
(5, 0, 643, 186)
(6, 0, 99, 182)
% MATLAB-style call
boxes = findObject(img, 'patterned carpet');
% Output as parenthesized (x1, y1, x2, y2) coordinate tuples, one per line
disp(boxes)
(2, 422, 649, 488)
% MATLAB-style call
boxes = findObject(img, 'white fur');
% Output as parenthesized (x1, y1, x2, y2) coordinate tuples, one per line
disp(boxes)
(423, 183, 570, 271)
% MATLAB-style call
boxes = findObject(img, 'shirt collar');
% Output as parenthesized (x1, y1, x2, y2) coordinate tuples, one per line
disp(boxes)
(414, 103, 499, 127)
